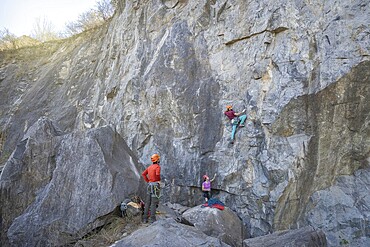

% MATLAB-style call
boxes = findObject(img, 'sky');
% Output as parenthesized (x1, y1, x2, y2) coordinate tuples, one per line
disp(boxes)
(0, 0, 98, 36)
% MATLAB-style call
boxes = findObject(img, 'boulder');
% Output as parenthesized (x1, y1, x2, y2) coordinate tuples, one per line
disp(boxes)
(163, 202, 190, 215)
(111, 218, 231, 247)
(0, 118, 144, 246)
(182, 204, 246, 247)
(243, 226, 327, 247)
(157, 202, 191, 223)
(0, 117, 63, 245)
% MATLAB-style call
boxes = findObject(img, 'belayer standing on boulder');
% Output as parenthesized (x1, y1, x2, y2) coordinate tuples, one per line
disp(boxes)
(202, 174, 217, 203)
(141, 154, 161, 223)
(224, 105, 247, 144)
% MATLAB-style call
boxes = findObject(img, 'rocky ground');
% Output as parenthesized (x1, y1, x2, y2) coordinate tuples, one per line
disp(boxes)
(72, 202, 327, 247)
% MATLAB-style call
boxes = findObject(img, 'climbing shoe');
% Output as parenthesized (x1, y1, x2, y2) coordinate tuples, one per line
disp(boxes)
(239, 124, 245, 127)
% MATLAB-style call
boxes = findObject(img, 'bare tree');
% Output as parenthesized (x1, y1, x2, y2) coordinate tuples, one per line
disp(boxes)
(31, 16, 60, 42)
(0, 28, 42, 50)
(65, 10, 101, 36)
(64, 0, 115, 37)
(96, 0, 115, 20)
(0, 28, 17, 50)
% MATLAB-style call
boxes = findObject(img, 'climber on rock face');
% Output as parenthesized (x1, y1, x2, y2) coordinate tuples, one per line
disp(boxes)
(141, 153, 161, 224)
(224, 105, 247, 144)
(202, 173, 216, 203)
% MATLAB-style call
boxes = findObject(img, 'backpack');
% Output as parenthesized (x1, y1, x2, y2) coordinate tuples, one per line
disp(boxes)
(120, 202, 128, 217)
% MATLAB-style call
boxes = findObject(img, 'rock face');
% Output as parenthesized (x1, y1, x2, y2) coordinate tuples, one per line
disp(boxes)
(0, 118, 144, 246)
(111, 218, 231, 247)
(0, 0, 369, 246)
(306, 169, 370, 247)
(243, 226, 327, 247)
(271, 61, 370, 246)
(182, 205, 245, 247)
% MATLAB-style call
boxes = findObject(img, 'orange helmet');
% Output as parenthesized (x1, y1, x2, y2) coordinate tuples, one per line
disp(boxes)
(226, 105, 232, 110)
(151, 154, 160, 163)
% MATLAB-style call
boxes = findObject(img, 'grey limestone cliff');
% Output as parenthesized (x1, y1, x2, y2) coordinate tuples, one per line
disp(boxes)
(0, 0, 369, 246)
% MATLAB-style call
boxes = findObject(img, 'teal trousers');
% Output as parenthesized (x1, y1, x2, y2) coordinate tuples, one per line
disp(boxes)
(231, 115, 247, 140)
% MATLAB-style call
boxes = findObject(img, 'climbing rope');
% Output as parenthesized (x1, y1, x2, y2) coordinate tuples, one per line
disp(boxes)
(147, 182, 161, 199)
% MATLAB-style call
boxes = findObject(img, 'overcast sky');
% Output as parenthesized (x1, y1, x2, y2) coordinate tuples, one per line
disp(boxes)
(0, 0, 98, 36)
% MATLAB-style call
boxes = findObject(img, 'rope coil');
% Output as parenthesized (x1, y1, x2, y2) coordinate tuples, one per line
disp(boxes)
(147, 182, 161, 199)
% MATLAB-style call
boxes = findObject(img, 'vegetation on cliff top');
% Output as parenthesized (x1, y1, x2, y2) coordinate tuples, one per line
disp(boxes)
(0, 0, 114, 51)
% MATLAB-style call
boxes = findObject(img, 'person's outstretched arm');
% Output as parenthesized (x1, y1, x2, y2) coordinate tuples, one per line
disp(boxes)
(235, 109, 246, 116)
(211, 173, 217, 182)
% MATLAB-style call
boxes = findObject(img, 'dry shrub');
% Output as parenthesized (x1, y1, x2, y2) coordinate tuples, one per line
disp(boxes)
(73, 214, 142, 247)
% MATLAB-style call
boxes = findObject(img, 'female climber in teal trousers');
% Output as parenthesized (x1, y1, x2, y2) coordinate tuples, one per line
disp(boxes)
(224, 105, 247, 144)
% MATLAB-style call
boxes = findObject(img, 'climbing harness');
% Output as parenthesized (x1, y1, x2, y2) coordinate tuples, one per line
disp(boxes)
(147, 182, 161, 199)
(231, 117, 240, 125)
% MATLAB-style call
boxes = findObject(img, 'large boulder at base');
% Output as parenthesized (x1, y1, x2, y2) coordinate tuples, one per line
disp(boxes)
(156, 202, 191, 223)
(0, 117, 143, 246)
(163, 202, 190, 215)
(182, 204, 246, 247)
(111, 218, 231, 247)
(243, 226, 327, 247)
(0, 117, 63, 245)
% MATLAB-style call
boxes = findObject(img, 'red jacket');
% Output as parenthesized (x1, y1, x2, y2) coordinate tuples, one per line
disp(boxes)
(142, 163, 161, 183)
(224, 110, 236, 120)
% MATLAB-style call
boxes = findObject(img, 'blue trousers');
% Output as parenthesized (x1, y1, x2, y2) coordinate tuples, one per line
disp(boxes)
(231, 115, 247, 140)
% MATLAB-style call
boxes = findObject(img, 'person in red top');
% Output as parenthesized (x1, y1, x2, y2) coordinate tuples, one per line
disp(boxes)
(141, 153, 161, 223)
(224, 105, 247, 144)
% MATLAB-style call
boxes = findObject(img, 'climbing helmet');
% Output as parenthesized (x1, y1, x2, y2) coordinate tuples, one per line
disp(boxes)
(151, 153, 160, 163)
